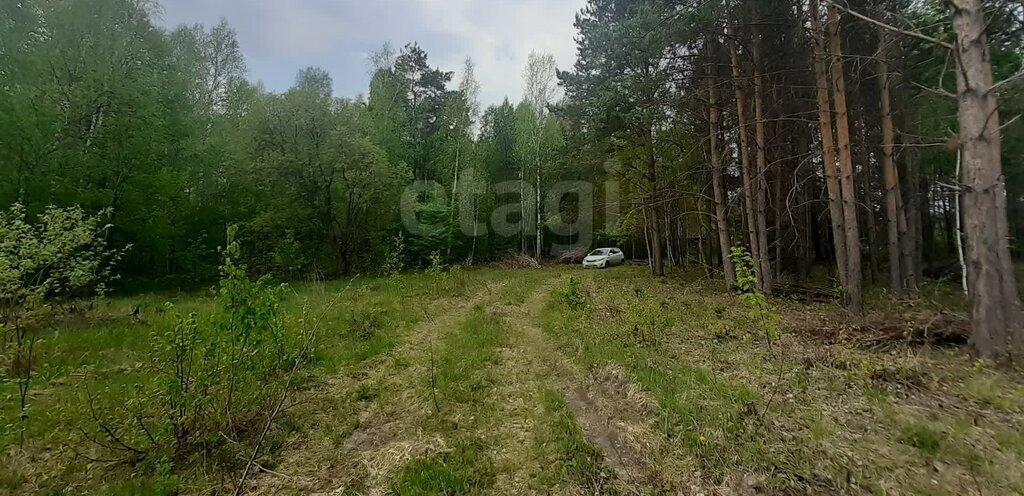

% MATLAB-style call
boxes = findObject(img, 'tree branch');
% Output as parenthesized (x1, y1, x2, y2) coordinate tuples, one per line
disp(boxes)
(828, 1, 954, 50)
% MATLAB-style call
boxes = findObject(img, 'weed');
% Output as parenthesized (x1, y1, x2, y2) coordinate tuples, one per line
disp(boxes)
(729, 247, 780, 349)
(899, 424, 942, 457)
(382, 233, 407, 277)
(350, 307, 385, 340)
(556, 276, 588, 313)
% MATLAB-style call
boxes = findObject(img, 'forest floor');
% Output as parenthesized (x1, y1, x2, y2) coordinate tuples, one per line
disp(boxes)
(3, 265, 1024, 495)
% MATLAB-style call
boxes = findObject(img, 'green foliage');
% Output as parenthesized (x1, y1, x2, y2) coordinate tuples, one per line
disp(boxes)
(94, 227, 300, 469)
(427, 251, 446, 273)
(729, 247, 779, 344)
(381, 233, 407, 277)
(0, 202, 126, 445)
(730, 246, 759, 295)
(556, 276, 589, 313)
(210, 227, 292, 420)
(0, 203, 126, 316)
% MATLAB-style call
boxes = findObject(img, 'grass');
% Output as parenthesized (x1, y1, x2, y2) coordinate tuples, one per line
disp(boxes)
(392, 305, 505, 495)
(539, 266, 1024, 493)
(434, 306, 505, 409)
(3, 264, 1023, 495)
(537, 388, 615, 494)
(0, 268, 504, 494)
(393, 437, 494, 496)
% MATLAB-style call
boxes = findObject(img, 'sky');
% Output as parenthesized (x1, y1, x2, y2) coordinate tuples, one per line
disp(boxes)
(155, 0, 587, 108)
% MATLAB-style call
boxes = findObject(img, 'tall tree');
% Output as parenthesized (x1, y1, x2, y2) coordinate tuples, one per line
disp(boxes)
(523, 51, 559, 259)
(827, 3, 865, 315)
(949, 0, 1023, 358)
(707, 37, 737, 289)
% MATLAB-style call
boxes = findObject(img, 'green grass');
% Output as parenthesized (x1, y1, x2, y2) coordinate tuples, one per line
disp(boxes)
(435, 306, 505, 408)
(392, 437, 495, 496)
(4, 265, 1024, 495)
(538, 266, 1024, 493)
(393, 304, 507, 494)
(537, 388, 615, 494)
(0, 269, 502, 495)
(899, 423, 943, 457)
(540, 273, 761, 474)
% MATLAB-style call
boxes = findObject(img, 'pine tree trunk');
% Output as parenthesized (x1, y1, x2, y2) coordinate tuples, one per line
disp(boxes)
(858, 120, 880, 286)
(752, 38, 774, 294)
(808, 0, 849, 290)
(950, 0, 1023, 359)
(879, 33, 910, 295)
(730, 39, 762, 281)
(709, 50, 737, 288)
(827, 4, 863, 316)
(647, 125, 665, 277)
(903, 150, 922, 291)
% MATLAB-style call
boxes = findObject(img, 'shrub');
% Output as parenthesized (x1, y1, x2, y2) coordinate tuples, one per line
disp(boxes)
(89, 227, 303, 478)
(0, 203, 127, 446)
(381, 233, 406, 277)
(557, 276, 588, 313)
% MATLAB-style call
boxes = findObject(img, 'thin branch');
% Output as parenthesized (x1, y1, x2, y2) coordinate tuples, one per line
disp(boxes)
(1000, 114, 1022, 131)
(990, 70, 1024, 94)
(910, 80, 957, 99)
(829, 0, 954, 50)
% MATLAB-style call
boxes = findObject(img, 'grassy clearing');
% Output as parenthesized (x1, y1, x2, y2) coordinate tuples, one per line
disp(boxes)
(541, 266, 1024, 494)
(4, 264, 1023, 495)
(0, 269, 496, 495)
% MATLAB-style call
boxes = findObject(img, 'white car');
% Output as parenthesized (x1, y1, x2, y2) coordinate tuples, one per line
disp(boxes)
(582, 248, 625, 268)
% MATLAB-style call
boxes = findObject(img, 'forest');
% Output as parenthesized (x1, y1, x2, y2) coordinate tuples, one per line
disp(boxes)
(2, 0, 1024, 494)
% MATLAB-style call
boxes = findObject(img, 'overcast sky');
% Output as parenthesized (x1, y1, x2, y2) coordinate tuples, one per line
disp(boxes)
(156, 0, 586, 107)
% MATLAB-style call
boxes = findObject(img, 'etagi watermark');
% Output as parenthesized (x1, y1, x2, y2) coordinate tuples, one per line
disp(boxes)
(400, 166, 622, 257)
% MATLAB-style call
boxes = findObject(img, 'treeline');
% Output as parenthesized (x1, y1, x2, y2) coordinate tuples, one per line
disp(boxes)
(557, 0, 1024, 357)
(4, 0, 1024, 356)
(0, 0, 575, 285)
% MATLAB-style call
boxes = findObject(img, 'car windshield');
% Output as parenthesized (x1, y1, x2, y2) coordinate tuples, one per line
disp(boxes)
(590, 249, 610, 256)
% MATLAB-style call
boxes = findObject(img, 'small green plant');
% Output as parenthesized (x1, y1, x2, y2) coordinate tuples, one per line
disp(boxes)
(213, 226, 291, 427)
(729, 246, 780, 348)
(557, 276, 588, 313)
(381, 232, 406, 277)
(730, 246, 783, 417)
(899, 424, 942, 457)
(427, 250, 446, 273)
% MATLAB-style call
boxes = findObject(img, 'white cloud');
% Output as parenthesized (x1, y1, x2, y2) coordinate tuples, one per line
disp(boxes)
(156, 0, 586, 107)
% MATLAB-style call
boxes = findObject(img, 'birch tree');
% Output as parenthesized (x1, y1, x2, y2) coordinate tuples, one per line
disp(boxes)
(523, 51, 558, 259)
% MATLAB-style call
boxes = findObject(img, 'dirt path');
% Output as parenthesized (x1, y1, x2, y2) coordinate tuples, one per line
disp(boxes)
(249, 273, 673, 495)
(248, 282, 506, 496)
(488, 279, 675, 495)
